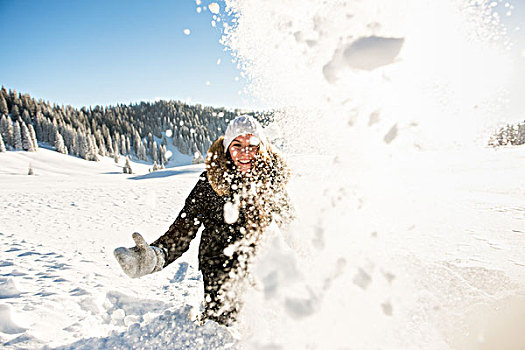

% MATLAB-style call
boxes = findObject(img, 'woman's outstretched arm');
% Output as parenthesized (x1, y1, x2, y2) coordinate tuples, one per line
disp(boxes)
(151, 173, 208, 267)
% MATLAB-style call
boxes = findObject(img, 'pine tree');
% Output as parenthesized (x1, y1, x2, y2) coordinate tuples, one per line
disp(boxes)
(75, 132, 89, 159)
(172, 133, 180, 148)
(151, 141, 158, 162)
(191, 141, 199, 154)
(21, 109, 31, 125)
(105, 132, 114, 155)
(29, 124, 38, 150)
(113, 135, 120, 156)
(10, 105, 20, 120)
(54, 129, 68, 154)
(61, 125, 76, 155)
(0, 95, 8, 115)
(159, 144, 168, 165)
(133, 130, 141, 156)
(179, 138, 189, 154)
(120, 134, 126, 155)
(0, 114, 13, 147)
(138, 141, 147, 161)
(125, 135, 131, 155)
(34, 111, 45, 141)
(13, 121, 23, 150)
(0, 133, 6, 152)
(94, 130, 107, 156)
(123, 157, 133, 174)
(0, 86, 7, 103)
(82, 134, 98, 161)
(48, 119, 58, 145)
(20, 121, 35, 151)
(192, 150, 204, 164)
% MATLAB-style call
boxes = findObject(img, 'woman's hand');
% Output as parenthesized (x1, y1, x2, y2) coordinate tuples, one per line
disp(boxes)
(113, 232, 165, 278)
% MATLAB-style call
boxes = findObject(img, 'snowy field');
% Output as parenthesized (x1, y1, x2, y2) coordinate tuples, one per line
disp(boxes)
(0, 149, 235, 349)
(0, 144, 524, 349)
(2, 0, 525, 348)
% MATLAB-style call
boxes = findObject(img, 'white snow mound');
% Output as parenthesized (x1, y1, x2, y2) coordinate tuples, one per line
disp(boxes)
(0, 304, 26, 335)
(0, 279, 21, 299)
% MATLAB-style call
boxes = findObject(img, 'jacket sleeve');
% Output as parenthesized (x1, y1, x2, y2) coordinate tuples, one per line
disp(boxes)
(151, 174, 207, 267)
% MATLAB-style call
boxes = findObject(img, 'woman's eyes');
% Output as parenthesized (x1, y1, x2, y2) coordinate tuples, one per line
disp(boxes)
(232, 145, 258, 151)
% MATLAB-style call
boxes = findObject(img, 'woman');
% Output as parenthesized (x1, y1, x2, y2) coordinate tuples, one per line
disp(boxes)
(114, 115, 294, 326)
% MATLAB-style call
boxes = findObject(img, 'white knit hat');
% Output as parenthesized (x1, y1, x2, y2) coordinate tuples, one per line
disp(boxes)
(222, 115, 266, 153)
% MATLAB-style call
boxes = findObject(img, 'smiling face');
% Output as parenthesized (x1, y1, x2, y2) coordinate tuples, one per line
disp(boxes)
(228, 134, 260, 173)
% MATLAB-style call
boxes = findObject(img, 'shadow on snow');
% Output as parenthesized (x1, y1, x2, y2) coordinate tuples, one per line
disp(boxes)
(128, 168, 202, 180)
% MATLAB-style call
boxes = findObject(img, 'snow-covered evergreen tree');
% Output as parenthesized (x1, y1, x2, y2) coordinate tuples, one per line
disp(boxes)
(192, 150, 204, 164)
(85, 134, 99, 161)
(0, 95, 8, 115)
(133, 130, 141, 156)
(10, 105, 20, 120)
(13, 121, 23, 150)
(20, 121, 36, 151)
(34, 111, 45, 141)
(54, 129, 68, 154)
(28, 124, 39, 151)
(120, 134, 126, 156)
(39, 117, 49, 144)
(125, 135, 131, 155)
(61, 125, 76, 155)
(75, 132, 89, 159)
(21, 109, 31, 125)
(48, 119, 58, 145)
(105, 132, 114, 156)
(123, 157, 133, 174)
(159, 144, 167, 165)
(191, 141, 199, 154)
(137, 140, 147, 161)
(172, 133, 180, 148)
(179, 138, 189, 155)
(0, 133, 6, 152)
(113, 135, 120, 157)
(0, 114, 12, 148)
(151, 141, 158, 162)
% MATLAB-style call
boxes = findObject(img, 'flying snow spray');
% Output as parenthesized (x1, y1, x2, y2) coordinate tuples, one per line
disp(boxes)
(219, 0, 523, 348)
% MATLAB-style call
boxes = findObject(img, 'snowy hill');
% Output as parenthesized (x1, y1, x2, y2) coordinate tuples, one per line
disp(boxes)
(1, 145, 525, 349)
(0, 149, 218, 349)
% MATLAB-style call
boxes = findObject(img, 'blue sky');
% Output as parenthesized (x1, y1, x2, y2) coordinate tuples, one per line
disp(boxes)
(0, 0, 524, 111)
(0, 0, 251, 109)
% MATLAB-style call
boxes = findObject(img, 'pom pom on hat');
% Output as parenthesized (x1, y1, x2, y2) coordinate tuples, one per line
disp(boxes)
(222, 115, 266, 153)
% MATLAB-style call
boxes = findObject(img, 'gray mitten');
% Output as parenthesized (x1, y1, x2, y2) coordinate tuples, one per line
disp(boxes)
(114, 232, 165, 278)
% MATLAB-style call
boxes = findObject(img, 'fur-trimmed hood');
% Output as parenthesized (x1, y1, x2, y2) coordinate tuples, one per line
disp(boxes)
(205, 135, 290, 197)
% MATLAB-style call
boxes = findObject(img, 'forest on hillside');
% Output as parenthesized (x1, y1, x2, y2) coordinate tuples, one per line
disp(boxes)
(0, 86, 259, 166)
(0, 86, 522, 164)
(489, 121, 525, 147)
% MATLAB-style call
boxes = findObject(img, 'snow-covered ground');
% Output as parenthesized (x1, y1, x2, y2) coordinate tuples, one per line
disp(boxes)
(0, 149, 236, 349)
(2, 0, 525, 347)
(1, 144, 524, 349)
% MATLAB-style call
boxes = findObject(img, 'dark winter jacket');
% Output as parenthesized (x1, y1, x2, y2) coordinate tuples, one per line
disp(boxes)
(151, 136, 294, 272)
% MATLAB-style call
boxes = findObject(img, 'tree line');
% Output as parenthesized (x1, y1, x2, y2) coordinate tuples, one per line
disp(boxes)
(489, 121, 525, 147)
(0, 86, 251, 165)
